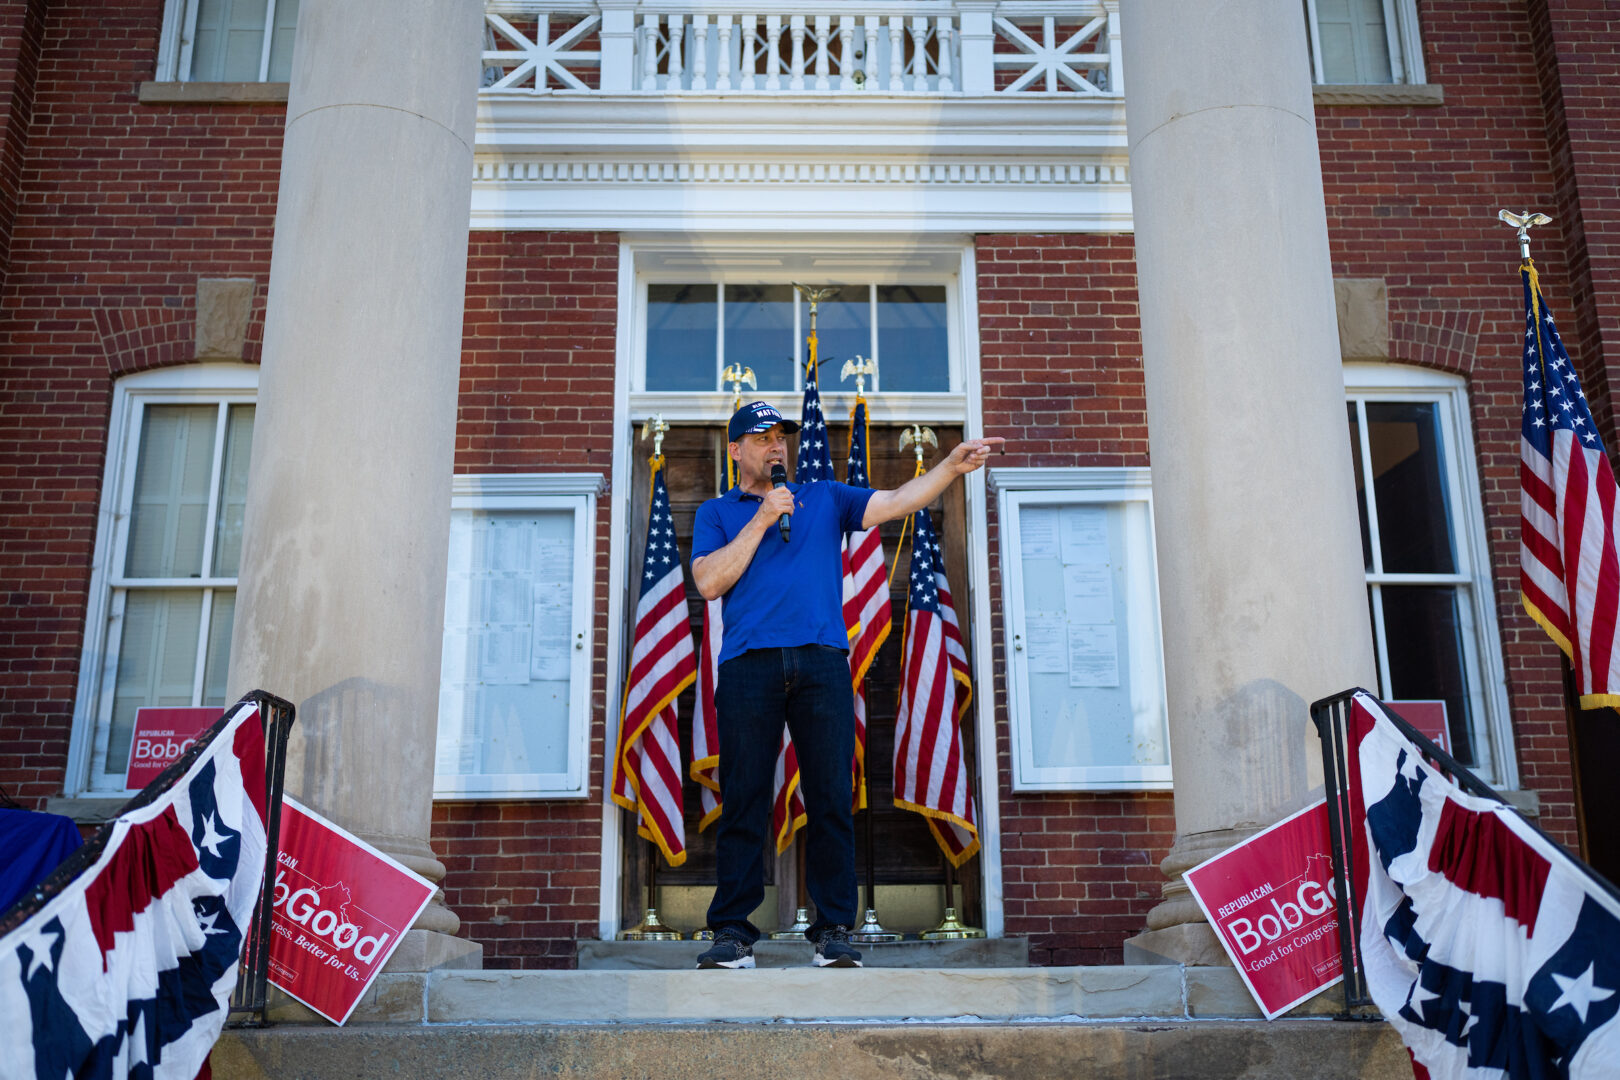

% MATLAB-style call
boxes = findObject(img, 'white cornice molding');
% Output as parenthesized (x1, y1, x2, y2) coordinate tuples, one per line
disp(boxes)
(471, 92, 1132, 232)
(987, 466, 1152, 493)
(451, 473, 607, 499)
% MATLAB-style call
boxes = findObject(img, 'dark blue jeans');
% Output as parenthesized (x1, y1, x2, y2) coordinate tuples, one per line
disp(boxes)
(706, 645, 857, 943)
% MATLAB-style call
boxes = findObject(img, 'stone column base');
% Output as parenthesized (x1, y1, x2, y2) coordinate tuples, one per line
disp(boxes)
(1122, 923, 1230, 967)
(381, 929, 484, 973)
(1124, 826, 1259, 965)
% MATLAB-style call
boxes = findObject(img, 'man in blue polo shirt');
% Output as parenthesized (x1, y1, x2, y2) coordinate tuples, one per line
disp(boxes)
(691, 400, 1002, 969)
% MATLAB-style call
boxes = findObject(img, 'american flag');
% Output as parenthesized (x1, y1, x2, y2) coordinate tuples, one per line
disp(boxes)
(612, 457, 696, 866)
(690, 593, 723, 832)
(842, 394, 890, 810)
(894, 507, 980, 866)
(1518, 263, 1620, 708)
(1349, 692, 1620, 1079)
(0, 700, 267, 1080)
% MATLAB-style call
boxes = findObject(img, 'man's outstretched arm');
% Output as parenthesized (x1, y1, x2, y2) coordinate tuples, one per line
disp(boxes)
(861, 437, 1004, 529)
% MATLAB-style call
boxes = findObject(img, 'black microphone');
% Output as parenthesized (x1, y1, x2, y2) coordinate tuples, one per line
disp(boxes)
(771, 463, 790, 543)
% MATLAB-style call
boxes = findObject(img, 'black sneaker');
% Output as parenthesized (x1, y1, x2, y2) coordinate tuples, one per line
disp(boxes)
(696, 930, 755, 969)
(811, 925, 863, 968)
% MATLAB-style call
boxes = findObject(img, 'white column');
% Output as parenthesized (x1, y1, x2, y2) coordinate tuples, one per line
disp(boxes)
(228, 0, 483, 971)
(1120, 0, 1376, 965)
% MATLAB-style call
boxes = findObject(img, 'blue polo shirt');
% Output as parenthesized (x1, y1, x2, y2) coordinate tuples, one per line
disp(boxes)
(691, 480, 877, 665)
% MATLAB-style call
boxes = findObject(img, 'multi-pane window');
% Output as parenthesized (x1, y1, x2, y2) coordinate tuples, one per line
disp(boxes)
(161, 0, 300, 83)
(433, 476, 600, 799)
(1345, 367, 1512, 784)
(1303, 0, 1425, 85)
(643, 283, 951, 394)
(74, 369, 257, 794)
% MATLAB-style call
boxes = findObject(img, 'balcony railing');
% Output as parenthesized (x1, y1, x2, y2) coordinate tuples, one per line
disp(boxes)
(481, 1, 1122, 96)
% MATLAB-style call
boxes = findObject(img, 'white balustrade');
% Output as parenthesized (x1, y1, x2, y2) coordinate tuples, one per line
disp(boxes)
(480, 2, 1120, 97)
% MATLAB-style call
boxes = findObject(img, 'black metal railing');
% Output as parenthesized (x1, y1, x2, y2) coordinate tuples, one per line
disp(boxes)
(0, 690, 295, 1026)
(1310, 686, 1620, 1011)
(227, 690, 296, 1027)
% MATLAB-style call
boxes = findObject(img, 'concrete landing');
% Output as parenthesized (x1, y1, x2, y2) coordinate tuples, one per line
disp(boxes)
(217, 1020, 1410, 1080)
(577, 936, 1030, 969)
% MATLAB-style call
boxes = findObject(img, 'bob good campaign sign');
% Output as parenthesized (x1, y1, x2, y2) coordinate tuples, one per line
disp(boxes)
(124, 706, 221, 790)
(267, 797, 436, 1024)
(1182, 800, 1343, 1019)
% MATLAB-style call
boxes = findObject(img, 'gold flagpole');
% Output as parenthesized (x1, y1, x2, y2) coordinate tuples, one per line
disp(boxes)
(618, 415, 683, 942)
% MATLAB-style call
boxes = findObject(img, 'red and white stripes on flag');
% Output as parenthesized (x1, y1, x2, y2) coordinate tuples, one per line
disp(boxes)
(771, 733, 807, 854)
(894, 506, 980, 866)
(842, 394, 890, 811)
(1518, 262, 1620, 709)
(690, 596, 723, 832)
(612, 457, 697, 866)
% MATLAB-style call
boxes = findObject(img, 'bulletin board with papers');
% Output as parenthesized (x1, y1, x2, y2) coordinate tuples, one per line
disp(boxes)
(1003, 484, 1171, 791)
(434, 506, 584, 797)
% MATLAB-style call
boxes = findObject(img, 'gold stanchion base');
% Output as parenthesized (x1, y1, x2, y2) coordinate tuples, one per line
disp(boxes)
(920, 907, 985, 940)
(850, 907, 902, 944)
(768, 907, 814, 940)
(617, 907, 683, 941)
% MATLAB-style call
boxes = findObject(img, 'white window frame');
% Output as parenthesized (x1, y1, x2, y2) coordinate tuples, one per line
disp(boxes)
(155, 0, 293, 83)
(603, 234, 1003, 938)
(992, 466, 1172, 792)
(627, 238, 971, 424)
(66, 363, 259, 798)
(1344, 362, 1516, 789)
(1304, 0, 1427, 85)
(432, 473, 603, 801)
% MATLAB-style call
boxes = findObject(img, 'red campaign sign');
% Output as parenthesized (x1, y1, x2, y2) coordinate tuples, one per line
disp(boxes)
(1387, 699, 1449, 754)
(267, 797, 436, 1025)
(1182, 800, 1343, 1019)
(125, 707, 220, 790)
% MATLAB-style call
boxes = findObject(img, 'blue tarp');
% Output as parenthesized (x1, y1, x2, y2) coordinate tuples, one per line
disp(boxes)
(0, 807, 83, 914)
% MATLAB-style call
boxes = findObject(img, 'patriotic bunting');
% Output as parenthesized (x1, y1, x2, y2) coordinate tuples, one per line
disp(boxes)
(894, 506, 980, 866)
(612, 456, 697, 866)
(0, 701, 268, 1080)
(1517, 261, 1620, 709)
(1350, 692, 1620, 1078)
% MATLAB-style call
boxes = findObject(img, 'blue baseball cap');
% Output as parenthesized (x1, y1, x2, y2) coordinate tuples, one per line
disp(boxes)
(728, 401, 800, 442)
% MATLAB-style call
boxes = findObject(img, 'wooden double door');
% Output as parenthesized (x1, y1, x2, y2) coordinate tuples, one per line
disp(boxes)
(621, 422, 981, 929)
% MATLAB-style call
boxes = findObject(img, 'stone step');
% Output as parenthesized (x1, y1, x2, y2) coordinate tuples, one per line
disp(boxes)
(577, 936, 1031, 969)
(259, 964, 1353, 1026)
(216, 1019, 1411, 1080)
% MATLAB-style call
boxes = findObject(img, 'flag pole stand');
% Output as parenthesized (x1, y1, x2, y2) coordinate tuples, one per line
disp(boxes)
(618, 841, 682, 941)
(769, 841, 814, 938)
(852, 805, 900, 943)
(922, 856, 984, 940)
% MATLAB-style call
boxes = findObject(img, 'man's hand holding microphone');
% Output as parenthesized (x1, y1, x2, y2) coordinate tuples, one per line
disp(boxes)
(756, 464, 795, 543)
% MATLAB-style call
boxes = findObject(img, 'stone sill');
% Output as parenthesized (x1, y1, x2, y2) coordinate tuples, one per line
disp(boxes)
(1313, 82, 1444, 107)
(138, 81, 288, 105)
(45, 796, 129, 823)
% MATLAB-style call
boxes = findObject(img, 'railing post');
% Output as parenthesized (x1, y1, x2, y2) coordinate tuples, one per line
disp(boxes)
(641, 13, 660, 90)
(886, 17, 904, 91)
(691, 14, 709, 91)
(789, 15, 807, 91)
(599, 0, 638, 93)
(937, 16, 955, 92)
(1106, 2, 1123, 96)
(716, 15, 734, 91)
(863, 15, 880, 90)
(668, 13, 685, 89)
(764, 15, 782, 90)
(957, 2, 996, 95)
(838, 15, 855, 91)
(813, 15, 831, 91)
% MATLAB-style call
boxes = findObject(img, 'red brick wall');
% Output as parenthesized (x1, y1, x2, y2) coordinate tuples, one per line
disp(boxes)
(0, 2, 280, 806)
(0, 0, 46, 278)
(976, 233, 1173, 965)
(429, 231, 619, 969)
(1314, 0, 1580, 847)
